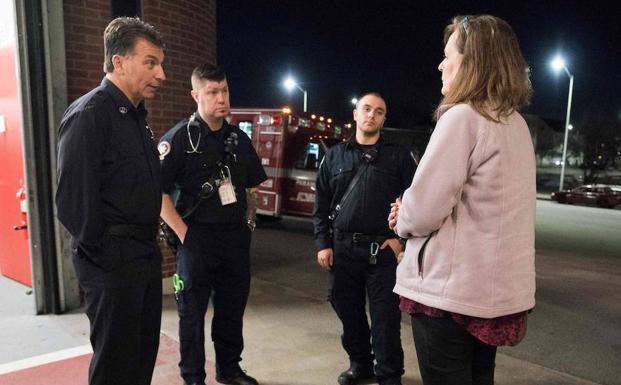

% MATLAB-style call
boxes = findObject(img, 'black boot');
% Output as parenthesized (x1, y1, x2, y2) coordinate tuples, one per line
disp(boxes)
(216, 369, 259, 385)
(337, 365, 374, 385)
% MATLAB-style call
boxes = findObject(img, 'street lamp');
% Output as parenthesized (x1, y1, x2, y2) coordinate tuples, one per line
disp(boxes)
(550, 55, 575, 191)
(351, 97, 358, 106)
(283, 76, 307, 112)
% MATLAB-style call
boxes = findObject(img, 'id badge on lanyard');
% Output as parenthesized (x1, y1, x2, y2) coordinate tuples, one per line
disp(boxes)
(218, 165, 237, 205)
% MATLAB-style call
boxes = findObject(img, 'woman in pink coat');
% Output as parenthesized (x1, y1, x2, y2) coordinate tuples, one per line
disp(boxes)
(388, 15, 536, 385)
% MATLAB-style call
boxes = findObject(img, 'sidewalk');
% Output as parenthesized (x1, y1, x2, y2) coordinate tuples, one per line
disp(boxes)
(0, 276, 600, 385)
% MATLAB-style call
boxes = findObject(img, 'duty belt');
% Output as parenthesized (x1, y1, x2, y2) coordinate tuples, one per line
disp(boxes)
(334, 229, 392, 244)
(335, 230, 396, 265)
(105, 224, 158, 240)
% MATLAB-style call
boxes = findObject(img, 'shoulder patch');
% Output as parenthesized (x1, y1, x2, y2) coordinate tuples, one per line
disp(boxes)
(161, 118, 190, 143)
(158, 141, 172, 160)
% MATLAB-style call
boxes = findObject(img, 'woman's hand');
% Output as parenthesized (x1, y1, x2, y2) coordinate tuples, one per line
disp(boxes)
(388, 197, 401, 230)
(317, 248, 333, 269)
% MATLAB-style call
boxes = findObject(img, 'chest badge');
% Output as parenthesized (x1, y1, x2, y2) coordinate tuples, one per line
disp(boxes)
(119, 106, 128, 114)
(158, 141, 171, 160)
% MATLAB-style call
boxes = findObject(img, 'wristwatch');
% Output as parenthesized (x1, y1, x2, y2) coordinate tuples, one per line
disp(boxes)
(246, 219, 256, 232)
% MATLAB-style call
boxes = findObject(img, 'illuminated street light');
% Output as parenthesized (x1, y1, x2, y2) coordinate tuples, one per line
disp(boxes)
(550, 55, 574, 191)
(282, 76, 307, 112)
(551, 56, 566, 72)
(351, 97, 358, 105)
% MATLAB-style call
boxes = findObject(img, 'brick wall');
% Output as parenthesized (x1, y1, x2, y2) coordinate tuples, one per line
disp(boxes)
(63, 0, 218, 278)
(63, 0, 110, 101)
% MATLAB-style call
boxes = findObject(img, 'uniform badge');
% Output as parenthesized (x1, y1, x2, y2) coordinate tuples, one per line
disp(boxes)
(158, 141, 171, 160)
(119, 106, 128, 114)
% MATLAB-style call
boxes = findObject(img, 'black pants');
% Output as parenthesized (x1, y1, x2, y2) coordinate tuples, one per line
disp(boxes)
(72, 238, 162, 385)
(411, 313, 497, 385)
(330, 235, 404, 382)
(176, 223, 251, 384)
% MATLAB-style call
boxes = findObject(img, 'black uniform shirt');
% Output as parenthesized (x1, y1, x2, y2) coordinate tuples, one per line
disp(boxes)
(160, 115, 266, 225)
(313, 137, 416, 251)
(56, 78, 162, 258)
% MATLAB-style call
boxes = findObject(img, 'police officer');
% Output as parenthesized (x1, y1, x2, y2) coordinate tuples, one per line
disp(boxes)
(159, 64, 266, 385)
(313, 92, 416, 385)
(55, 17, 165, 385)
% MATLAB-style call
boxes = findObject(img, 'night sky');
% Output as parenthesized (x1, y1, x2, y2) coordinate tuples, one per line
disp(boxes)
(217, 1, 621, 129)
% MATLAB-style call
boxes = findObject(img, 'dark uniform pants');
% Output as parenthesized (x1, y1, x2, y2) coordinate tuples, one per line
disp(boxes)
(176, 223, 251, 384)
(72, 238, 163, 385)
(329, 235, 405, 381)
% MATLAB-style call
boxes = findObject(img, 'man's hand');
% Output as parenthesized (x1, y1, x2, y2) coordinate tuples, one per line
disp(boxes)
(161, 193, 188, 243)
(388, 197, 401, 230)
(380, 238, 403, 258)
(245, 187, 258, 230)
(317, 248, 333, 269)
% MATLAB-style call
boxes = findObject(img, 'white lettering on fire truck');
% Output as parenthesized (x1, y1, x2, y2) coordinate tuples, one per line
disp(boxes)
(291, 192, 315, 203)
(296, 179, 315, 187)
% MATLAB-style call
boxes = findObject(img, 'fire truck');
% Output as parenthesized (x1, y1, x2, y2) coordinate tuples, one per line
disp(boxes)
(228, 108, 352, 218)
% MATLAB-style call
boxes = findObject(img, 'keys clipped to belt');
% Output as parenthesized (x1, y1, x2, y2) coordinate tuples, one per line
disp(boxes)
(369, 242, 379, 265)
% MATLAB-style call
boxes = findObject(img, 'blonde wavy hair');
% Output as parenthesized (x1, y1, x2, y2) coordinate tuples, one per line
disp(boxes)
(436, 15, 532, 122)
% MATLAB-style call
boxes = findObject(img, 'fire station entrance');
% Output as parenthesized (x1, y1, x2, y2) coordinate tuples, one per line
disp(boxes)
(0, 0, 31, 287)
(0, 0, 80, 314)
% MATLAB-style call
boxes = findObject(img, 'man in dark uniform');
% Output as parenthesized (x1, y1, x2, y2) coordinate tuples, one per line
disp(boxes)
(313, 92, 416, 385)
(55, 17, 165, 385)
(159, 64, 266, 385)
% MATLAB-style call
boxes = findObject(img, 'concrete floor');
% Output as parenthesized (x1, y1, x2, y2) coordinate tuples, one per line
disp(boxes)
(0, 276, 88, 365)
(0, 274, 602, 385)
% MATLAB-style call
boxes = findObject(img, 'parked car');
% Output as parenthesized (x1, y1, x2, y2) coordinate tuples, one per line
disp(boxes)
(551, 184, 621, 208)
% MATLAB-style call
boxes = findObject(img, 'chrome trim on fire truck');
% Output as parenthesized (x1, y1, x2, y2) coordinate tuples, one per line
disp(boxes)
(259, 131, 283, 135)
(262, 167, 317, 181)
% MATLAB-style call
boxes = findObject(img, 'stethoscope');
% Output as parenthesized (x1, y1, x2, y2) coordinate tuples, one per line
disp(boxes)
(186, 113, 202, 154)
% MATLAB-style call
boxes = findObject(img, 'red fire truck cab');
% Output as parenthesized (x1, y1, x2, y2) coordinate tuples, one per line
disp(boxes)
(228, 108, 351, 218)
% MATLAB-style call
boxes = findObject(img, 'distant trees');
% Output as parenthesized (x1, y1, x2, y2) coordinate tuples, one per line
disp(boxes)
(573, 110, 621, 183)
(526, 110, 621, 188)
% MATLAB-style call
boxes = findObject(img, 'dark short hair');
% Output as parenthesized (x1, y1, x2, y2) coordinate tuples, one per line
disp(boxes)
(191, 64, 227, 90)
(356, 92, 387, 112)
(103, 17, 164, 73)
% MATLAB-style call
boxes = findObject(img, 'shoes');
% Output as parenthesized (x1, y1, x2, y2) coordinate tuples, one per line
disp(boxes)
(216, 369, 259, 385)
(337, 365, 375, 385)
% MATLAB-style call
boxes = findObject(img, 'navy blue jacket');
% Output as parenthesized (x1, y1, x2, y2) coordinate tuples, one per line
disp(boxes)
(160, 115, 266, 224)
(313, 137, 416, 251)
(56, 78, 162, 263)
